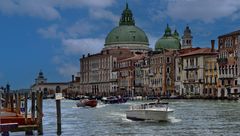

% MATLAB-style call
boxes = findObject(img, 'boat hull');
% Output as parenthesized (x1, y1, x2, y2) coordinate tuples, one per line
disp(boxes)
(76, 99, 97, 107)
(126, 109, 173, 121)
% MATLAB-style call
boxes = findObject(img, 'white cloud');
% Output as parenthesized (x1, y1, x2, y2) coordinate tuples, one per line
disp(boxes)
(62, 38, 104, 55)
(58, 0, 115, 9)
(89, 8, 119, 22)
(162, 0, 240, 23)
(38, 20, 97, 39)
(0, 0, 116, 21)
(52, 55, 79, 77)
(66, 20, 97, 38)
(0, 0, 61, 20)
(38, 24, 64, 39)
(57, 63, 79, 77)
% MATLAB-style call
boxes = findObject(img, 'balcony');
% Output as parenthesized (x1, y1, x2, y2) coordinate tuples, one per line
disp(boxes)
(219, 74, 235, 79)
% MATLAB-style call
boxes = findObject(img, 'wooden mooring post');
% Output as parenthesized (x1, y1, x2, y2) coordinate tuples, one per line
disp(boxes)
(24, 93, 28, 124)
(37, 91, 43, 135)
(56, 86, 62, 135)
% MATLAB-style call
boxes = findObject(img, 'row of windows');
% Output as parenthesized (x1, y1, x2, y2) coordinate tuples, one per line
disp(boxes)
(150, 78, 171, 86)
(150, 56, 172, 65)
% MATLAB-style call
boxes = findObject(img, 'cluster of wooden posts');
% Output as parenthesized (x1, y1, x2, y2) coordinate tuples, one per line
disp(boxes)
(0, 90, 43, 135)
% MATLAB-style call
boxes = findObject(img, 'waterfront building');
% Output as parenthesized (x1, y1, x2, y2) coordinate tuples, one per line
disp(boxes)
(114, 53, 146, 97)
(203, 40, 219, 98)
(67, 74, 80, 97)
(175, 48, 199, 96)
(31, 71, 69, 96)
(103, 3, 150, 53)
(217, 30, 240, 97)
(146, 25, 180, 97)
(134, 56, 150, 97)
(148, 50, 177, 97)
(179, 43, 217, 97)
(79, 48, 134, 96)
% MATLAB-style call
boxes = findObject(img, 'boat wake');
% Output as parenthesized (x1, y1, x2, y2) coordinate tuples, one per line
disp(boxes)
(168, 116, 182, 123)
(96, 104, 106, 108)
(109, 112, 133, 122)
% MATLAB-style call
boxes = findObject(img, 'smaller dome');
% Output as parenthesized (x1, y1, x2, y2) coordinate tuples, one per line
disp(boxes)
(155, 25, 180, 51)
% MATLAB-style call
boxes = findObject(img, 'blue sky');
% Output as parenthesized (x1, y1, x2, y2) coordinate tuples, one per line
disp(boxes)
(0, 0, 240, 89)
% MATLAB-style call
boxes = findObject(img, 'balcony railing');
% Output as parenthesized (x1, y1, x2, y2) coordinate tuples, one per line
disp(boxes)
(219, 74, 235, 79)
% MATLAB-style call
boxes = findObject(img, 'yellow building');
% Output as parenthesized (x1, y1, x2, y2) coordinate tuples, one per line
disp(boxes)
(203, 41, 219, 98)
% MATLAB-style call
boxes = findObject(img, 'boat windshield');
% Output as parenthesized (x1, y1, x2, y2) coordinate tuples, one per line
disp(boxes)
(130, 102, 169, 110)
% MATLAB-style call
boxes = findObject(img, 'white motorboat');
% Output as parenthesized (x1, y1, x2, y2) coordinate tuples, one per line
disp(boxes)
(126, 102, 173, 121)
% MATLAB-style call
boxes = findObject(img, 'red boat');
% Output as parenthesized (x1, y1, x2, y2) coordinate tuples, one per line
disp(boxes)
(76, 99, 97, 107)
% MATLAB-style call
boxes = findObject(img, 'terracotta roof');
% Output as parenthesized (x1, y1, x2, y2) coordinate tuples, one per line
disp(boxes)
(218, 30, 240, 38)
(180, 48, 218, 57)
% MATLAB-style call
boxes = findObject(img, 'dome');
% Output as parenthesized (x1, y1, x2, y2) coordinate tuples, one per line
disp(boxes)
(104, 3, 149, 50)
(105, 25, 149, 45)
(155, 25, 180, 51)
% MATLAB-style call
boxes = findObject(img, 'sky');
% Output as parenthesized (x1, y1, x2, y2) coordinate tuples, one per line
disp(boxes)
(0, 0, 240, 89)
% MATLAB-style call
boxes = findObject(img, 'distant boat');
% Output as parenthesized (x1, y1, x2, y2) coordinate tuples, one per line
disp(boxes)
(101, 96, 127, 104)
(126, 102, 173, 121)
(76, 99, 97, 108)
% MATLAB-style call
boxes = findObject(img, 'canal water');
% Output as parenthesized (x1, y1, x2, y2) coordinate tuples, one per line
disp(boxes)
(12, 99, 240, 136)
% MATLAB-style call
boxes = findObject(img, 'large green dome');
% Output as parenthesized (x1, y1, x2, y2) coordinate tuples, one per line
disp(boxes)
(105, 25, 149, 45)
(155, 24, 180, 51)
(104, 3, 149, 51)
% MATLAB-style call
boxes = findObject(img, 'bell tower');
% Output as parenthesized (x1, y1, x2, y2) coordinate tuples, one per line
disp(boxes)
(35, 70, 47, 84)
(182, 25, 193, 49)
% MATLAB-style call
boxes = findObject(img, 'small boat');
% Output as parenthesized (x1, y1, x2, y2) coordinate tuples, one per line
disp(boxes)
(126, 102, 173, 121)
(101, 96, 127, 104)
(76, 99, 97, 107)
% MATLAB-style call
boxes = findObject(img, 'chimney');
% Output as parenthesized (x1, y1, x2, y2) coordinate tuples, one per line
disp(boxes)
(72, 75, 75, 82)
(211, 40, 215, 52)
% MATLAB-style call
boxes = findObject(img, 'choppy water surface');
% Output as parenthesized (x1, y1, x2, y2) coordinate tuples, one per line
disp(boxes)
(12, 99, 240, 136)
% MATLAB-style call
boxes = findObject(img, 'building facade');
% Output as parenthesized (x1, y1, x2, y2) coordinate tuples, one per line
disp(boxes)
(180, 45, 217, 97)
(217, 30, 240, 97)
(79, 49, 134, 96)
(114, 54, 145, 97)
(31, 71, 69, 97)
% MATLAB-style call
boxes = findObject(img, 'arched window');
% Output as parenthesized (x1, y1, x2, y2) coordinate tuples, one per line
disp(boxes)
(167, 78, 171, 86)
(167, 67, 170, 73)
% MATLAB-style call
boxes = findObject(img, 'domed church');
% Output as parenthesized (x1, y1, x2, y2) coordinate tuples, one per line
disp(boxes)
(103, 3, 150, 53)
(155, 24, 181, 51)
